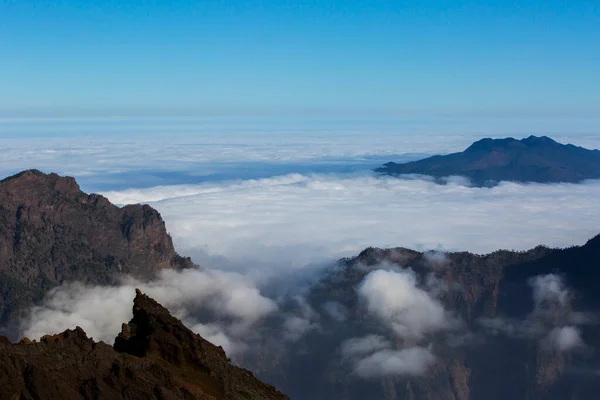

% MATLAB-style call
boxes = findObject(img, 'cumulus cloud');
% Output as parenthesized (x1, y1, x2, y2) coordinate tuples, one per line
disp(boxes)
(357, 269, 454, 339)
(21, 268, 277, 355)
(543, 326, 584, 352)
(139, 269, 277, 332)
(340, 335, 436, 378)
(331, 267, 453, 378)
(340, 335, 391, 358)
(353, 347, 436, 378)
(530, 274, 570, 310)
(20, 283, 136, 344)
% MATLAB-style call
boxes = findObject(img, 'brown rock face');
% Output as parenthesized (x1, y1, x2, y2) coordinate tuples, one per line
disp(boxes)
(0, 290, 289, 400)
(0, 169, 194, 326)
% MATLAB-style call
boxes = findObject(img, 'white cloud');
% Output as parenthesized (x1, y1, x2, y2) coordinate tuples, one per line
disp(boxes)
(340, 334, 437, 378)
(479, 274, 590, 351)
(357, 269, 453, 339)
(140, 269, 277, 330)
(422, 251, 449, 269)
(340, 335, 391, 358)
(335, 267, 453, 378)
(6, 118, 599, 181)
(21, 268, 277, 355)
(282, 315, 319, 341)
(20, 283, 135, 344)
(282, 295, 321, 341)
(543, 326, 584, 352)
(99, 174, 600, 280)
(530, 274, 570, 310)
(353, 347, 436, 378)
(190, 322, 248, 355)
(0, 120, 456, 181)
(6, 124, 600, 378)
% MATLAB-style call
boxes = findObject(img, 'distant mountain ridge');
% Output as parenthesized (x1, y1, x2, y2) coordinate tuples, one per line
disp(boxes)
(376, 135, 600, 186)
(0, 169, 194, 330)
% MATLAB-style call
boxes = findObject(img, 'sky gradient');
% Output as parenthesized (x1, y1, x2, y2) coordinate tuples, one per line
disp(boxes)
(1, 0, 599, 116)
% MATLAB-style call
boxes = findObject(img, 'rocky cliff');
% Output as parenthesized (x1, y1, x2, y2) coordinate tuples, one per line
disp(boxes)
(0, 290, 288, 400)
(0, 169, 194, 327)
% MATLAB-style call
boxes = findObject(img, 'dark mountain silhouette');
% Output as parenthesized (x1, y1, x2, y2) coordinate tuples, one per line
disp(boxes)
(0, 290, 288, 400)
(376, 135, 600, 186)
(0, 169, 194, 329)
(243, 234, 600, 400)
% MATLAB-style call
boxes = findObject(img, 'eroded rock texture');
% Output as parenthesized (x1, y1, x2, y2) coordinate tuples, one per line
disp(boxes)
(0, 169, 194, 327)
(0, 290, 288, 400)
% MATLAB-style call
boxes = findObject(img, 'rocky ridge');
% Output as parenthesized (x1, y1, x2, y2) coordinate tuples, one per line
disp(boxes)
(0, 169, 194, 328)
(0, 290, 288, 400)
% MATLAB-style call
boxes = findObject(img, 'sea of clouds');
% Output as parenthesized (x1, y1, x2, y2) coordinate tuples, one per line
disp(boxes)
(104, 173, 600, 275)
(3, 116, 600, 190)
(4, 117, 600, 379)
(20, 173, 600, 365)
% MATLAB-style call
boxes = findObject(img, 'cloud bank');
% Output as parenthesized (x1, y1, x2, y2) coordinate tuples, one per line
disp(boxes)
(101, 174, 600, 279)
(5, 118, 599, 186)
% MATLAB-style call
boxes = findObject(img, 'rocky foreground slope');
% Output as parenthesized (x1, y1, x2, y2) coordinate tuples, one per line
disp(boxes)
(0, 289, 288, 400)
(376, 135, 600, 186)
(0, 169, 193, 328)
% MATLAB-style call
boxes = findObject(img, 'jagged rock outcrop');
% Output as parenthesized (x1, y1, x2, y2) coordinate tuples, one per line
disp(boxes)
(376, 135, 600, 186)
(0, 169, 194, 327)
(0, 290, 288, 400)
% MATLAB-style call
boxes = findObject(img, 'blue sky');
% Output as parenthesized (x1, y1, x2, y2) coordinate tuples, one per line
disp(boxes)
(1, 0, 599, 116)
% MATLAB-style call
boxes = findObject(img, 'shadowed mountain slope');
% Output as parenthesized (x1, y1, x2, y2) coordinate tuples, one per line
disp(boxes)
(243, 234, 600, 400)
